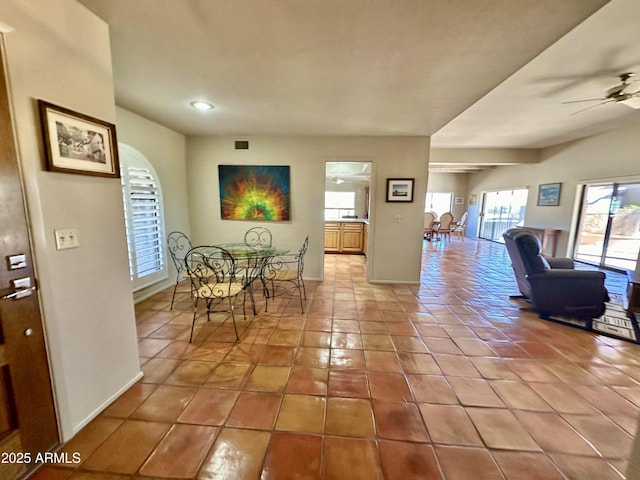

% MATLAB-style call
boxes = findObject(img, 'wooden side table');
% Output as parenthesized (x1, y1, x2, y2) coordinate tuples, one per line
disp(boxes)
(523, 227, 561, 257)
(626, 270, 640, 314)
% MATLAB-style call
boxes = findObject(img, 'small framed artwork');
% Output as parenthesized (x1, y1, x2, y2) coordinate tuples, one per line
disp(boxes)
(386, 178, 415, 203)
(537, 182, 561, 206)
(38, 100, 120, 178)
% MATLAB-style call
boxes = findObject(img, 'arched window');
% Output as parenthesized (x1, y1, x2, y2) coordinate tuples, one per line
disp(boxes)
(119, 143, 168, 291)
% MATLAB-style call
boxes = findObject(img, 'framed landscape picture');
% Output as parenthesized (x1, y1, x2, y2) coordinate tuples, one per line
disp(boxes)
(38, 100, 120, 178)
(537, 182, 561, 206)
(386, 178, 414, 202)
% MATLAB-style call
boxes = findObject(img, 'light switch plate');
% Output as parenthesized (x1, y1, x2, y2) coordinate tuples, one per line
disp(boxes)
(54, 228, 79, 250)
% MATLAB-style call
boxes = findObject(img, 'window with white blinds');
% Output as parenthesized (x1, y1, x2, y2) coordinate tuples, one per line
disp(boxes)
(119, 144, 168, 291)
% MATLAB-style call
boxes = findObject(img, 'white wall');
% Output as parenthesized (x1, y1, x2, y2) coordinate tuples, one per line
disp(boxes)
(187, 136, 430, 283)
(0, 0, 140, 440)
(116, 107, 190, 302)
(466, 116, 640, 255)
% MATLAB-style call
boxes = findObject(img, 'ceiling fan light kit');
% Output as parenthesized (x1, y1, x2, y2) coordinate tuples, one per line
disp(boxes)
(564, 72, 640, 114)
(620, 96, 640, 109)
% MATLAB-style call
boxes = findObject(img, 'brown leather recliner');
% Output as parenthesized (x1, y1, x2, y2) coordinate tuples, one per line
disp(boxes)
(502, 228, 609, 320)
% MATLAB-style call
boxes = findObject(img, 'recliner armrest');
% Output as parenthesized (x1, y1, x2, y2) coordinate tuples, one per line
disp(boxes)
(528, 269, 605, 282)
(545, 257, 575, 269)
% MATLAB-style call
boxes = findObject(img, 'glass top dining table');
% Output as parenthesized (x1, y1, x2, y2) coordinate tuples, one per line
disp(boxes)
(211, 243, 291, 314)
(213, 243, 291, 259)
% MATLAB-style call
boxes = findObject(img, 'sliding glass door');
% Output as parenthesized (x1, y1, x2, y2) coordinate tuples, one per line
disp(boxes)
(479, 188, 528, 242)
(574, 182, 640, 271)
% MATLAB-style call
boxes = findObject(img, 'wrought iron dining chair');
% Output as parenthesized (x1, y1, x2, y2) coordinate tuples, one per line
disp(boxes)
(167, 231, 193, 309)
(263, 236, 309, 313)
(239, 227, 273, 300)
(244, 227, 273, 247)
(184, 246, 246, 342)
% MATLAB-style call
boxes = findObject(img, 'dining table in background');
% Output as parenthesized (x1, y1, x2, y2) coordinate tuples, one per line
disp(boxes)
(207, 242, 291, 313)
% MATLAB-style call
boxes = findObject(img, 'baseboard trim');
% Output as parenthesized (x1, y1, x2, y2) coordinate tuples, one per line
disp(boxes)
(133, 281, 174, 304)
(369, 279, 421, 285)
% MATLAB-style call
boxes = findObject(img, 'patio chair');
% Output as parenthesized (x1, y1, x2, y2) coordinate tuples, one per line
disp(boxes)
(424, 212, 436, 240)
(452, 212, 469, 240)
(436, 212, 454, 240)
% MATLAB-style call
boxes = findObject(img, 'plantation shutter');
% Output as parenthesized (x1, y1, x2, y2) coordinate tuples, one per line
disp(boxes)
(120, 144, 168, 290)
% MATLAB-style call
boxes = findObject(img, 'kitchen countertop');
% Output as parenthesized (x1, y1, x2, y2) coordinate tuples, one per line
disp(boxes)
(325, 219, 369, 224)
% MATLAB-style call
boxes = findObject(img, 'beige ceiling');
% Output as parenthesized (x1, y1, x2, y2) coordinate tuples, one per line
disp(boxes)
(75, 0, 640, 174)
(77, 1, 610, 135)
(433, 0, 640, 150)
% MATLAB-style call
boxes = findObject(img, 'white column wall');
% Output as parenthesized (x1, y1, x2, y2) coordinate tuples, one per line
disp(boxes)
(0, 0, 141, 440)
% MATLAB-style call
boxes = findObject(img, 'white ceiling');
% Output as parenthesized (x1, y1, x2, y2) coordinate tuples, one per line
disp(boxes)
(76, 0, 640, 167)
(326, 161, 371, 184)
(432, 0, 640, 149)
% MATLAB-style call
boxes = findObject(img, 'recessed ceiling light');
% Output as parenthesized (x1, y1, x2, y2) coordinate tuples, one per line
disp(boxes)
(190, 100, 214, 111)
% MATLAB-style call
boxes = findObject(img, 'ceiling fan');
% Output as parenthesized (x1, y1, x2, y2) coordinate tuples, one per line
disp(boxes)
(563, 73, 640, 114)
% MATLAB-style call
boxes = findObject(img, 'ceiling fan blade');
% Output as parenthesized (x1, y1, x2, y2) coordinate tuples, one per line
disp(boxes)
(570, 99, 615, 115)
(562, 98, 606, 104)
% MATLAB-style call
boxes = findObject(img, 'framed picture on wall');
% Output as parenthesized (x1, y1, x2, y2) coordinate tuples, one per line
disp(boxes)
(218, 165, 291, 220)
(38, 100, 120, 178)
(386, 178, 414, 203)
(537, 182, 561, 206)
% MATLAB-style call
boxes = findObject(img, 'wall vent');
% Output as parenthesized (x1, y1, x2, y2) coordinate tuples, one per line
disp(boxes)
(234, 140, 249, 150)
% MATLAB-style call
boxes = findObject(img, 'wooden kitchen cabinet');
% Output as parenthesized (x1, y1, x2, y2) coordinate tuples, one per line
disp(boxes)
(324, 221, 365, 254)
(341, 222, 363, 252)
(324, 222, 341, 253)
(363, 223, 368, 256)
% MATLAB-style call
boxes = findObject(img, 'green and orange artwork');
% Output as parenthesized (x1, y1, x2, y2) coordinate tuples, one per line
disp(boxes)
(218, 165, 290, 221)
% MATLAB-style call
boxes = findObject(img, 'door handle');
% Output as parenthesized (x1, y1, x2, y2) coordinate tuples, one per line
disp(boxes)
(2, 286, 36, 300)
(2, 277, 36, 300)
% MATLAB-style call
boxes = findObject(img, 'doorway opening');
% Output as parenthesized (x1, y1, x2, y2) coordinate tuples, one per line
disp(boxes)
(324, 162, 371, 221)
(323, 161, 372, 278)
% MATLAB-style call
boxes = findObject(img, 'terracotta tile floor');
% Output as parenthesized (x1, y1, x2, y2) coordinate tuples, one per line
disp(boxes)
(33, 238, 640, 479)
